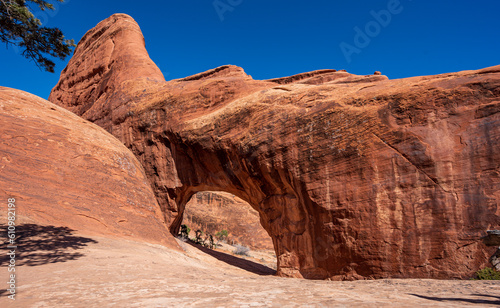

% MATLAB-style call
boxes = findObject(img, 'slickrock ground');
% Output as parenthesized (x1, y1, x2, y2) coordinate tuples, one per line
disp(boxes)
(0, 218, 499, 307)
(49, 13, 500, 279)
(183, 191, 274, 250)
(0, 87, 178, 249)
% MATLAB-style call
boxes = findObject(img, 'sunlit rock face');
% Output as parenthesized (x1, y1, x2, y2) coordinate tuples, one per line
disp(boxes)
(50, 14, 500, 279)
(0, 87, 179, 250)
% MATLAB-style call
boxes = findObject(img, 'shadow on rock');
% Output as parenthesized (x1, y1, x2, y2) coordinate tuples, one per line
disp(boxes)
(410, 293, 500, 305)
(186, 241, 276, 276)
(0, 224, 98, 267)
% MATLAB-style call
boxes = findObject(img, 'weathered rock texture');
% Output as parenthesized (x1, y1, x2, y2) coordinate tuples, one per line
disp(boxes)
(0, 87, 179, 249)
(50, 14, 500, 279)
(183, 191, 274, 250)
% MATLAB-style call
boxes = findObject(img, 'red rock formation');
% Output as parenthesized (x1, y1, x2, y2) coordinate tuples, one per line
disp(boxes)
(50, 14, 500, 279)
(0, 87, 179, 249)
(183, 191, 274, 250)
(48, 13, 165, 132)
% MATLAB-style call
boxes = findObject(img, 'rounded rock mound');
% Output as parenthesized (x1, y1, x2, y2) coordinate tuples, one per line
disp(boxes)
(0, 87, 178, 249)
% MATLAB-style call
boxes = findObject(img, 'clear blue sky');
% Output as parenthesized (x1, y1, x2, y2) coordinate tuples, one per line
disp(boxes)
(1, 0, 499, 99)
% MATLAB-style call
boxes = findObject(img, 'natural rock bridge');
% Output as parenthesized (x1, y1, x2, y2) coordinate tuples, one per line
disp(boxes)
(49, 14, 500, 279)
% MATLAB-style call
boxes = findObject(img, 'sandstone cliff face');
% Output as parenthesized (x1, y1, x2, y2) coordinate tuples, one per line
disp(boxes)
(183, 191, 274, 250)
(0, 87, 178, 249)
(49, 14, 165, 132)
(50, 14, 500, 279)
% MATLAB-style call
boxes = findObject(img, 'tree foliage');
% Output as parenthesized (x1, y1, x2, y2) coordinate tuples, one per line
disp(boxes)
(215, 229, 228, 241)
(0, 0, 75, 72)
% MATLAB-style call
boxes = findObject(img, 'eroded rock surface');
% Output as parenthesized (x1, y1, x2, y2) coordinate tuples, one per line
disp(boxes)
(0, 87, 178, 249)
(50, 14, 500, 279)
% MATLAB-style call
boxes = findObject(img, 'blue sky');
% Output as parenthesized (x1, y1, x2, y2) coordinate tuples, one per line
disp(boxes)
(1, 0, 499, 99)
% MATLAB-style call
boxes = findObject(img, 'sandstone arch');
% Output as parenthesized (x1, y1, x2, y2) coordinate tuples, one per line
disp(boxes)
(50, 14, 500, 279)
(134, 131, 318, 277)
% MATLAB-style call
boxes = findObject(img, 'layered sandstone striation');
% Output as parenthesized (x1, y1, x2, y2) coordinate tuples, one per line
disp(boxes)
(50, 14, 500, 279)
(0, 87, 179, 249)
(183, 191, 274, 250)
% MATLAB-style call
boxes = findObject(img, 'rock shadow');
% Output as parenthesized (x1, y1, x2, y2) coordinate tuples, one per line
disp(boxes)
(186, 241, 276, 276)
(410, 293, 500, 305)
(0, 223, 98, 267)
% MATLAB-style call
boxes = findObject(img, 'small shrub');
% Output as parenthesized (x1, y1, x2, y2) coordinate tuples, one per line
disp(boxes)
(179, 224, 190, 240)
(216, 229, 229, 242)
(234, 244, 250, 256)
(195, 230, 204, 245)
(472, 267, 500, 280)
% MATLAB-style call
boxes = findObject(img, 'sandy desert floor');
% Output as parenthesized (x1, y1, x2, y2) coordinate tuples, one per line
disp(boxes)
(1, 223, 499, 307)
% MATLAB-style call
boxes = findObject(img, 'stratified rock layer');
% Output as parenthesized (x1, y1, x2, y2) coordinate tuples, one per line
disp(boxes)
(0, 87, 178, 249)
(50, 14, 500, 279)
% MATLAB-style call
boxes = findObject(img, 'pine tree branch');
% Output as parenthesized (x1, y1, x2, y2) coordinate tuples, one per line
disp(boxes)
(1, 0, 73, 72)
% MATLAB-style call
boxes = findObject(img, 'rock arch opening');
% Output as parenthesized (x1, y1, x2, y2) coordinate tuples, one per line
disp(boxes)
(179, 191, 277, 272)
